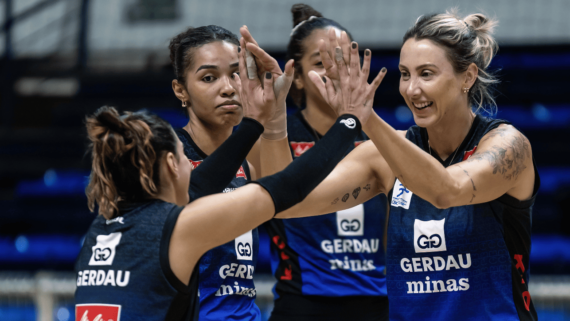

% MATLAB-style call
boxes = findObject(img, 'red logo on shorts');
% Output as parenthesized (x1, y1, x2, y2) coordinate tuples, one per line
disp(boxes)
(76, 304, 121, 321)
(463, 146, 478, 161)
(354, 141, 365, 147)
(189, 159, 203, 170)
(236, 166, 247, 179)
(290, 142, 315, 157)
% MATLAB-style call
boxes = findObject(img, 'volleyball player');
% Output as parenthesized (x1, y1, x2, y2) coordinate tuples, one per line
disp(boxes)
(280, 10, 539, 321)
(251, 4, 389, 321)
(167, 25, 295, 320)
(74, 35, 383, 319)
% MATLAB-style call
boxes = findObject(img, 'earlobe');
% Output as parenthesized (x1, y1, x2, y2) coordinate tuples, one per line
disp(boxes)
(465, 63, 479, 88)
(166, 153, 179, 179)
(294, 77, 304, 90)
(172, 80, 190, 105)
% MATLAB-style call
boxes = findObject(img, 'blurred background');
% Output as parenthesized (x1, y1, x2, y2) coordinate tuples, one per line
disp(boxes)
(0, 0, 569, 320)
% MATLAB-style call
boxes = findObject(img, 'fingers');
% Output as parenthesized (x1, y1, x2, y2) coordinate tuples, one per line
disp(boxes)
(308, 71, 329, 104)
(237, 39, 249, 86)
(239, 25, 259, 47)
(361, 49, 372, 87)
(234, 73, 242, 93)
(365, 67, 387, 104)
(318, 39, 337, 78)
(245, 48, 258, 80)
(340, 31, 351, 66)
(263, 72, 276, 104)
(274, 59, 295, 99)
(335, 47, 349, 82)
(245, 42, 282, 75)
(349, 42, 361, 87)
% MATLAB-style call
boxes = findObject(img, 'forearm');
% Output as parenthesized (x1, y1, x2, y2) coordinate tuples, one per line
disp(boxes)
(189, 118, 264, 200)
(364, 113, 456, 207)
(259, 136, 292, 177)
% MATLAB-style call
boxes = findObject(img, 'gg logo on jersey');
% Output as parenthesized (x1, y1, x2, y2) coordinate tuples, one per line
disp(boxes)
(413, 219, 447, 253)
(336, 204, 364, 236)
(340, 219, 361, 232)
(235, 230, 253, 261)
(417, 234, 442, 249)
(237, 242, 252, 257)
(93, 248, 112, 261)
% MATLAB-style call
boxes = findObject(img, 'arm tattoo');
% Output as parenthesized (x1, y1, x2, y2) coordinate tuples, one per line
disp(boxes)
(352, 187, 361, 199)
(467, 128, 530, 181)
(458, 166, 477, 203)
(331, 197, 339, 205)
(341, 193, 350, 202)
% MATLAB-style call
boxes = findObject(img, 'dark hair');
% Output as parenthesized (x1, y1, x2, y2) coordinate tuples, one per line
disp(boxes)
(287, 4, 353, 107)
(169, 25, 239, 84)
(85, 106, 178, 219)
(403, 9, 499, 114)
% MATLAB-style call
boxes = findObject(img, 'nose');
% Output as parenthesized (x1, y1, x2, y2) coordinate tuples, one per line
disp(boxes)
(220, 75, 236, 98)
(406, 77, 421, 99)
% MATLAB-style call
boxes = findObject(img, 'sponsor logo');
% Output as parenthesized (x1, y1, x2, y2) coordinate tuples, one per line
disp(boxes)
(463, 146, 478, 161)
(77, 270, 130, 287)
(105, 217, 124, 225)
(219, 263, 254, 280)
(336, 204, 364, 236)
(189, 159, 203, 170)
(89, 233, 121, 266)
(236, 166, 247, 179)
(215, 281, 256, 298)
(354, 141, 364, 147)
(321, 238, 380, 254)
(391, 179, 412, 209)
(234, 230, 253, 261)
(223, 188, 236, 193)
(340, 118, 356, 129)
(329, 256, 376, 271)
(406, 277, 469, 294)
(76, 304, 121, 321)
(413, 219, 447, 253)
(290, 142, 315, 157)
(400, 254, 471, 273)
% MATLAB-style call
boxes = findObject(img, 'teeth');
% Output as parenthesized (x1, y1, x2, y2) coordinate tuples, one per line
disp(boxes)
(413, 101, 433, 108)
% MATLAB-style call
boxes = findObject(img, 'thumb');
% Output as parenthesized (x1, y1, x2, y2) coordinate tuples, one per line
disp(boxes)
(274, 59, 295, 100)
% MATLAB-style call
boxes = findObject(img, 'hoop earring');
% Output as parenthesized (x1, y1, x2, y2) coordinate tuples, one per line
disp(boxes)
(463, 87, 470, 94)
(182, 101, 187, 108)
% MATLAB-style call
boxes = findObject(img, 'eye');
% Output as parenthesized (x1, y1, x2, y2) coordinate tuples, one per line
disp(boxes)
(202, 75, 216, 83)
(421, 70, 433, 78)
(400, 71, 410, 79)
(315, 61, 323, 67)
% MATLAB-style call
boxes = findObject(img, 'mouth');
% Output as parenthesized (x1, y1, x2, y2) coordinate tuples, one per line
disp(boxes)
(217, 100, 242, 109)
(412, 101, 433, 110)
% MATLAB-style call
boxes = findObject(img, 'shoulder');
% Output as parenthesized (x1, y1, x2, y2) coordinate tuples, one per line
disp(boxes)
(479, 124, 532, 152)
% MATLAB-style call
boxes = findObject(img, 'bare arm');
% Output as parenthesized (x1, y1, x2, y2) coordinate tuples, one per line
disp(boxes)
(276, 141, 394, 218)
(169, 184, 274, 284)
(365, 115, 535, 209)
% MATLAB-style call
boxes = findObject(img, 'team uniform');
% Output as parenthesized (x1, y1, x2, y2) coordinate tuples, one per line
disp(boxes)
(75, 200, 199, 321)
(387, 114, 540, 320)
(175, 128, 261, 321)
(266, 110, 389, 321)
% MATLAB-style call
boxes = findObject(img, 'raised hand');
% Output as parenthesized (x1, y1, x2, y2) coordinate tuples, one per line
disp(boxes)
(240, 26, 295, 140)
(308, 29, 386, 125)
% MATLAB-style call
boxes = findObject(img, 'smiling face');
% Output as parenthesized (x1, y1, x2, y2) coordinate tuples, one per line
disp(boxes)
(174, 41, 241, 128)
(399, 38, 468, 128)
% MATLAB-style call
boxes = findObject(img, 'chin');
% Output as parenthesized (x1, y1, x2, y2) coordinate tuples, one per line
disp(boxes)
(412, 113, 437, 128)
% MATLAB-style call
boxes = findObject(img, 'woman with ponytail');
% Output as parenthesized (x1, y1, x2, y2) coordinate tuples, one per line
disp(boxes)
(255, 4, 389, 321)
(74, 30, 384, 319)
(278, 8, 539, 321)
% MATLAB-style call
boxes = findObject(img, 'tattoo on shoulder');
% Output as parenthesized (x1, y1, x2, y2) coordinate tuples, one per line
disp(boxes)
(467, 128, 530, 180)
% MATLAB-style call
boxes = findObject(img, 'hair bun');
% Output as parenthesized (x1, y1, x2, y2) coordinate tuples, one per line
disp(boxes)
(291, 3, 323, 27)
(95, 106, 127, 135)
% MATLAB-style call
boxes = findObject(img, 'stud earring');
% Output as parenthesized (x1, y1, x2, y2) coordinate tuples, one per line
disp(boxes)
(463, 87, 470, 94)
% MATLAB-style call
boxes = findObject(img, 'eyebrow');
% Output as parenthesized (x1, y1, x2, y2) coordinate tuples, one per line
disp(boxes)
(310, 51, 321, 58)
(196, 62, 239, 73)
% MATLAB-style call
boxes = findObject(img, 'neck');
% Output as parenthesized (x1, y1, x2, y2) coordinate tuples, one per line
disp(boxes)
(183, 117, 234, 156)
(301, 95, 337, 135)
(426, 107, 475, 161)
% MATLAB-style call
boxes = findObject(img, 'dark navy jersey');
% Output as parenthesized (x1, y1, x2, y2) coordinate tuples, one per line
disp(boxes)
(176, 128, 261, 321)
(75, 200, 199, 321)
(265, 110, 388, 298)
(387, 114, 540, 321)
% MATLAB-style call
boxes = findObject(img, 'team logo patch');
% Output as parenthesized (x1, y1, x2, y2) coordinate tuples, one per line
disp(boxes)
(413, 219, 447, 253)
(76, 304, 121, 321)
(235, 230, 253, 261)
(290, 142, 315, 157)
(391, 179, 412, 209)
(463, 146, 478, 161)
(340, 118, 356, 129)
(189, 159, 203, 170)
(336, 204, 364, 236)
(354, 141, 364, 147)
(236, 166, 247, 179)
(89, 233, 122, 266)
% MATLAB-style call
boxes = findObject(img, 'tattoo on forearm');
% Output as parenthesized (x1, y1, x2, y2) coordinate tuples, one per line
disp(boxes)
(352, 187, 361, 199)
(331, 197, 339, 205)
(467, 129, 530, 181)
(458, 166, 477, 203)
(341, 193, 350, 202)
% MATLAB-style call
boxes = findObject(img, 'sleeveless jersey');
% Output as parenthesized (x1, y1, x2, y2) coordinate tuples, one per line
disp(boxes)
(175, 128, 261, 321)
(75, 200, 199, 321)
(387, 114, 540, 321)
(264, 110, 388, 297)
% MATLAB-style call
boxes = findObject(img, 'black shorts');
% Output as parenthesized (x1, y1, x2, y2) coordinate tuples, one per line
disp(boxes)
(268, 292, 389, 321)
